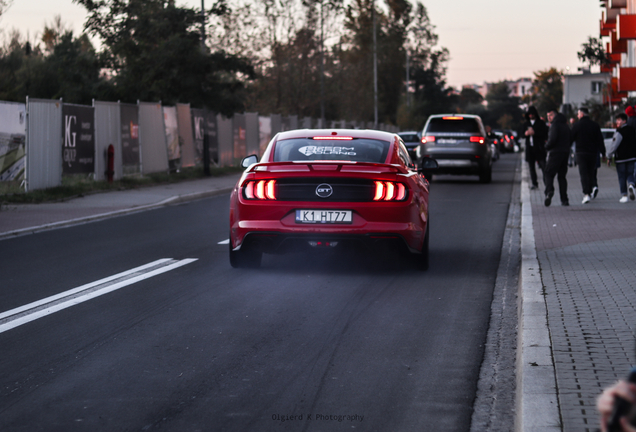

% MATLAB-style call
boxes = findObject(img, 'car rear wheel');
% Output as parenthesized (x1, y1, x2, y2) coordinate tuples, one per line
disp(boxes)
(229, 236, 262, 268)
(479, 165, 492, 183)
(413, 221, 429, 271)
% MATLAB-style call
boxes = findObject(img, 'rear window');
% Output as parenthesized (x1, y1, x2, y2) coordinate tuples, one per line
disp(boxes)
(273, 138, 390, 163)
(398, 133, 420, 143)
(426, 117, 481, 133)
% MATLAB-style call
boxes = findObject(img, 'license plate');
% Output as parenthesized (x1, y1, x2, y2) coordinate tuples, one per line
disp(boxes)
(437, 138, 457, 144)
(296, 210, 352, 224)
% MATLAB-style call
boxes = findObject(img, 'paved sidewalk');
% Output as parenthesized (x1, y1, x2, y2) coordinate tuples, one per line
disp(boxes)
(523, 160, 636, 432)
(0, 173, 241, 239)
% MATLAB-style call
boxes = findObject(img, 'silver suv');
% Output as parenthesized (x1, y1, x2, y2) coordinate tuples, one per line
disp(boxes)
(417, 114, 493, 183)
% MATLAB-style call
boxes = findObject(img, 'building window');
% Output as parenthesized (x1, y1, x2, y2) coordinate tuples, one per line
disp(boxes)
(591, 81, 603, 94)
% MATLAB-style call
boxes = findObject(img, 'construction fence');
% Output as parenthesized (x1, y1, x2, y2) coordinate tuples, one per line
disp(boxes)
(0, 98, 399, 192)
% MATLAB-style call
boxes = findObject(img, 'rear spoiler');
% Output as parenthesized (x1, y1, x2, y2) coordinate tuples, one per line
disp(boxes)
(247, 161, 407, 174)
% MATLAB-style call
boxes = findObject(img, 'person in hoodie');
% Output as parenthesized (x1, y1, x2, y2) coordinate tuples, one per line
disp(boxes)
(520, 106, 548, 189)
(606, 113, 636, 203)
(543, 108, 571, 206)
(569, 107, 606, 204)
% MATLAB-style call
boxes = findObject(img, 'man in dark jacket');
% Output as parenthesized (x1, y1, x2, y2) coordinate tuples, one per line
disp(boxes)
(570, 107, 606, 203)
(544, 108, 571, 206)
(521, 106, 548, 189)
(607, 113, 636, 203)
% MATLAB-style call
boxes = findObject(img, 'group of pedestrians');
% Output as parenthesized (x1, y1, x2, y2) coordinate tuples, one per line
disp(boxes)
(521, 105, 636, 205)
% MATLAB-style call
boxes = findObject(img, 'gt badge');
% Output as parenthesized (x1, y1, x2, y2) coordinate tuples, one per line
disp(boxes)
(316, 183, 333, 198)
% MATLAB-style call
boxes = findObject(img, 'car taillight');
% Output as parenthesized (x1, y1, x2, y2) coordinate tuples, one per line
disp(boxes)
(373, 181, 407, 201)
(243, 180, 277, 200)
(469, 136, 485, 144)
(494, 139, 499, 144)
(505, 135, 511, 143)
(421, 136, 436, 144)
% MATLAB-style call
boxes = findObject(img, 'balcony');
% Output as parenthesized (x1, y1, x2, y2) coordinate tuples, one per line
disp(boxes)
(601, 64, 614, 73)
(610, 0, 627, 8)
(618, 14, 636, 40)
(601, 11, 617, 36)
(618, 67, 636, 92)
(610, 30, 628, 54)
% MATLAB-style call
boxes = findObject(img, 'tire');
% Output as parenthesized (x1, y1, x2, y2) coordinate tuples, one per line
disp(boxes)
(479, 165, 492, 183)
(414, 220, 430, 271)
(229, 237, 262, 268)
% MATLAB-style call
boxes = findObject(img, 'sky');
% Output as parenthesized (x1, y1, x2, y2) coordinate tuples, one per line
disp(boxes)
(0, 0, 603, 89)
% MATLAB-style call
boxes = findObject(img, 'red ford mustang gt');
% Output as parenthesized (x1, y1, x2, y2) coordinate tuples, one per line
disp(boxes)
(229, 129, 438, 270)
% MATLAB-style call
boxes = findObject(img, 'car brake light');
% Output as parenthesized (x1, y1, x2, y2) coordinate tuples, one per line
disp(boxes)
(442, 116, 463, 120)
(469, 136, 485, 144)
(266, 180, 276, 199)
(313, 136, 353, 140)
(421, 136, 436, 144)
(373, 181, 385, 201)
(373, 181, 407, 201)
(505, 135, 511, 142)
(243, 180, 277, 200)
(494, 139, 499, 144)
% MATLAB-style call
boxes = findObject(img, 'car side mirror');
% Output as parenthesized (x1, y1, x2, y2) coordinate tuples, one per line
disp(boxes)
(241, 154, 259, 169)
(418, 156, 438, 172)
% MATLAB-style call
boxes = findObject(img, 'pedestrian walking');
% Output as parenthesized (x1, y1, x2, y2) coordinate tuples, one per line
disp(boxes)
(520, 106, 547, 190)
(570, 107, 606, 204)
(606, 113, 636, 203)
(543, 108, 571, 206)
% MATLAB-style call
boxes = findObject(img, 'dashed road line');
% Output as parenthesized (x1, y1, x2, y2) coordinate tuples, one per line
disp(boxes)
(0, 258, 197, 334)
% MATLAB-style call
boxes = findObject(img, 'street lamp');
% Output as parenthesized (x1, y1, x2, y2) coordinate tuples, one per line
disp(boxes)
(372, 0, 378, 128)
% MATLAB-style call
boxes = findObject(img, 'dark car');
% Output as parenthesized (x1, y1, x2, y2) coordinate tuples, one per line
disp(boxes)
(229, 129, 438, 270)
(397, 131, 421, 161)
(494, 129, 518, 153)
(417, 114, 493, 183)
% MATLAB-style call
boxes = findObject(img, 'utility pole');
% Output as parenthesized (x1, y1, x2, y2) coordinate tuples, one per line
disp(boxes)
(201, 0, 206, 51)
(320, 0, 325, 128)
(406, 51, 410, 109)
(372, 0, 378, 129)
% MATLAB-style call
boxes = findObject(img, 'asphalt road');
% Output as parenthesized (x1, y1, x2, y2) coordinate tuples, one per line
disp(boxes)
(0, 154, 519, 432)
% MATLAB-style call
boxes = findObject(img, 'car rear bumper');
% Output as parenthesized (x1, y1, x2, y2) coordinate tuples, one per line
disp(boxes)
(234, 231, 424, 255)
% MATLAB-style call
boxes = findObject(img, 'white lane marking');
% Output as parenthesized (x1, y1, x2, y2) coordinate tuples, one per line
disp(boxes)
(218, 239, 230, 244)
(0, 258, 197, 334)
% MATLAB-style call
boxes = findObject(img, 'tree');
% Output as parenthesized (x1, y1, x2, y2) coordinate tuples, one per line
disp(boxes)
(399, 1, 454, 129)
(483, 82, 523, 130)
(578, 36, 609, 70)
(74, 0, 255, 114)
(456, 87, 483, 113)
(0, 0, 12, 17)
(530, 68, 563, 116)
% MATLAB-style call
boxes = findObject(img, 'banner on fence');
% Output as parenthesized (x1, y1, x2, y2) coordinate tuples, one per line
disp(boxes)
(259, 116, 271, 156)
(233, 114, 246, 161)
(120, 103, 140, 171)
(62, 104, 95, 174)
(192, 109, 219, 165)
(163, 106, 180, 170)
(0, 102, 26, 182)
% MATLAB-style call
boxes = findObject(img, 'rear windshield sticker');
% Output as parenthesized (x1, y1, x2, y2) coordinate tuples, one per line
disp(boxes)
(298, 146, 357, 156)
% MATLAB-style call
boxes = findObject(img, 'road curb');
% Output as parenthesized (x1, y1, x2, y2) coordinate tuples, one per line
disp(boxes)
(515, 162, 561, 431)
(0, 187, 234, 241)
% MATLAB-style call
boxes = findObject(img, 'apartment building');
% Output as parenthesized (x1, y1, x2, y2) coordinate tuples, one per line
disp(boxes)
(600, 0, 636, 103)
